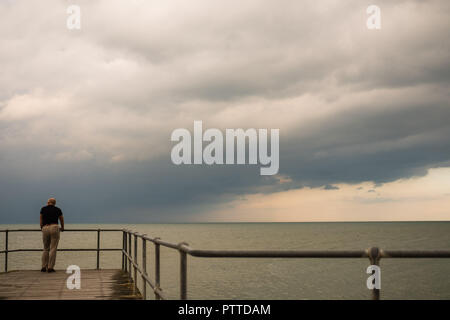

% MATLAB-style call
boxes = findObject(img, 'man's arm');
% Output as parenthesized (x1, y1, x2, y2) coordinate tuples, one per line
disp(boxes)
(59, 215, 65, 231)
(40, 214, 43, 230)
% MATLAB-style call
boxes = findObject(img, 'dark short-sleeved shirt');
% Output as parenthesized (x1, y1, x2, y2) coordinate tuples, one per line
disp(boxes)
(40, 205, 63, 226)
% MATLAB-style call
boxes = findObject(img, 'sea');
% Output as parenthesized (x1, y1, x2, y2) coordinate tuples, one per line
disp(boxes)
(0, 222, 449, 300)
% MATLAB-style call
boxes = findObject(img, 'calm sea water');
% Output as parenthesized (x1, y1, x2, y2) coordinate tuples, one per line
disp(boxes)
(0, 222, 449, 299)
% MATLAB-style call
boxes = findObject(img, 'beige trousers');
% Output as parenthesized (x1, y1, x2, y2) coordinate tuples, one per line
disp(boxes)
(42, 225, 60, 269)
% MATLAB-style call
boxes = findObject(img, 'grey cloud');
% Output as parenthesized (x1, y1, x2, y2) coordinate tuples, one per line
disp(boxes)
(280, 93, 450, 187)
(0, 0, 449, 222)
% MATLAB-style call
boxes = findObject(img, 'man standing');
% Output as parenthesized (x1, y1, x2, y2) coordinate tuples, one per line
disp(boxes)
(40, 198, 65, 272)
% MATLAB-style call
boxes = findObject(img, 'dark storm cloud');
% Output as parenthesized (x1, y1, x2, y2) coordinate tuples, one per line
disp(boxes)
(280, 94, 450, 187)
(0, 0, 449, 222)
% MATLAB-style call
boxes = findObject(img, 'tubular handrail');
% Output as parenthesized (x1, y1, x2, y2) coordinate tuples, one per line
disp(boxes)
(0, 229, 123, 232)
(1, 228, 450, 300)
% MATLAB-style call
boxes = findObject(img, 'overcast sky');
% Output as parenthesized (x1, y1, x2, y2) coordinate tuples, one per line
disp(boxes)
(0, 0, 449, 223)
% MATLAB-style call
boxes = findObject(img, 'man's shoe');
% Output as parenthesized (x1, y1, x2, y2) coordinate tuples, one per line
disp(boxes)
(40, 267, 47, 272)
(47, 268, 55, 273)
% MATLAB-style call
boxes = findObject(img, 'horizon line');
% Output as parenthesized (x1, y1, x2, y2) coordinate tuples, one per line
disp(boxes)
(1, 220, 450, 225)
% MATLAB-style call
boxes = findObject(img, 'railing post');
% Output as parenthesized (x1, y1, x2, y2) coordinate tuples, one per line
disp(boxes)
(179, 242, 188, 300)
(128, 232, 132, 280)
(124, 231, 128, 272)
(133, 233, 138, 293)
(142, 236, 147, 300)
(368, 247, 381, 300)
(154, 238, 161, 300)
(5, 230, 8, 273)
(96, 229, 101, 270)
(122, 231, 125, 271)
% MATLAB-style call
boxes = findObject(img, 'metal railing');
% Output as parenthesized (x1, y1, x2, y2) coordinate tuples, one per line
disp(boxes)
(0, 229, 123, 272)
(1, 228, 450, 300)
